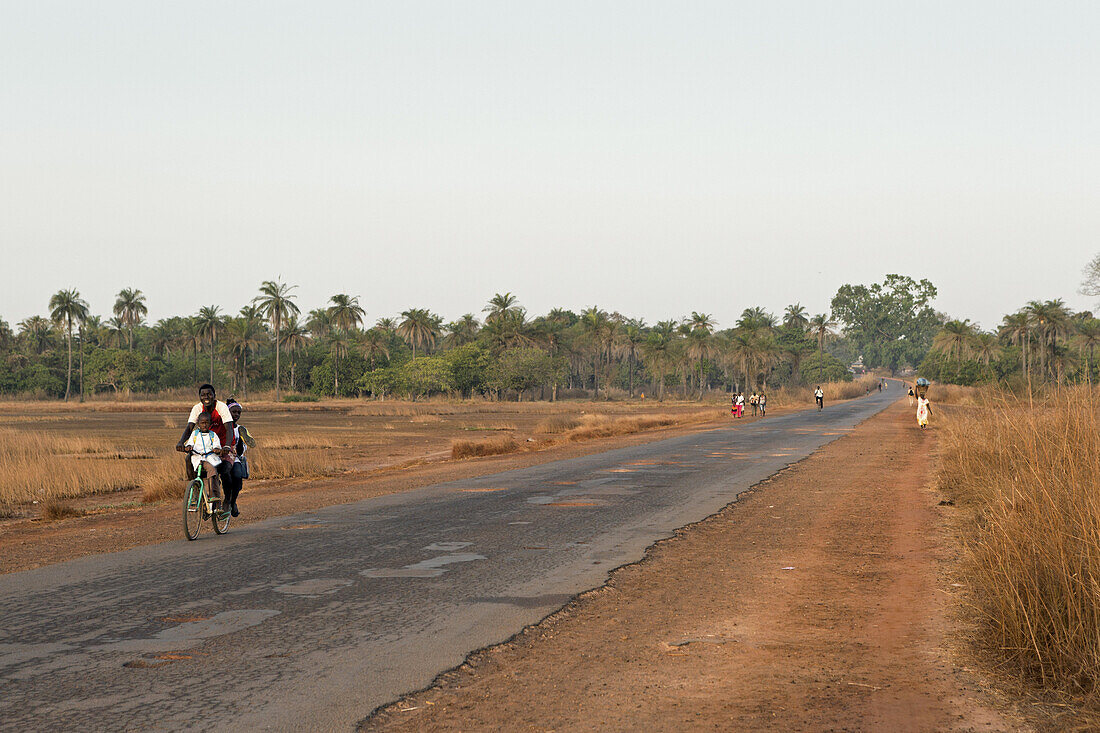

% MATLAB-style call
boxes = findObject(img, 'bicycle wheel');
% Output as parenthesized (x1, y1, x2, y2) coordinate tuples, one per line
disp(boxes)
(212, 503, 231, 534)
(183, 479, 204, 541)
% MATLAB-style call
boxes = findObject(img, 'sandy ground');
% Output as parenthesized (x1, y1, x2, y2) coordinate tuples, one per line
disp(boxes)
(363, 402, 1028, 732)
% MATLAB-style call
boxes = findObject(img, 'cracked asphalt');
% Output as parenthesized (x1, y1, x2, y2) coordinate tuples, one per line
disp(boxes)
(0, 386, 897, 731)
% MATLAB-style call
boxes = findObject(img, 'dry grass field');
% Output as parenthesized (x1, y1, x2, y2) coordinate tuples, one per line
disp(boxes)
(0, 398, 729, 518)
(937, 384, 1100, 708)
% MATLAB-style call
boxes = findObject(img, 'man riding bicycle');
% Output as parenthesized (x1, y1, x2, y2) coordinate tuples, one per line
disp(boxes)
(176, 384, 235, 503)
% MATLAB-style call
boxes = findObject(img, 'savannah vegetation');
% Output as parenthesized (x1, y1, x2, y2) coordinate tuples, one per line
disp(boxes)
(1, 275, 944, 403)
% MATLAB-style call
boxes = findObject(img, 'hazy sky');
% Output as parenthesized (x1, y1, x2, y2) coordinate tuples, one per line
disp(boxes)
(2, 1, 1098, 332)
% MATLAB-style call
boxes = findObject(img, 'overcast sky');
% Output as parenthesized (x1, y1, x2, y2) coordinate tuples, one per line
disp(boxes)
(2, 1, 1098, 332)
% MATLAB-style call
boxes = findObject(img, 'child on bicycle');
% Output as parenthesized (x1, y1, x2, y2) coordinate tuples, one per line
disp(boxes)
(182, 412, 226, 504)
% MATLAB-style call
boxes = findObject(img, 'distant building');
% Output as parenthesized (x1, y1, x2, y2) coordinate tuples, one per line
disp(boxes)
(849, 356, 866, 375)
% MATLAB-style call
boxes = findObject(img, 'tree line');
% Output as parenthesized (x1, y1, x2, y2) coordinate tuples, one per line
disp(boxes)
(1, 274, 949, 401)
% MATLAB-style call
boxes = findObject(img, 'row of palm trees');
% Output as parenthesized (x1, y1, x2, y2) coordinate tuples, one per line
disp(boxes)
(931, 299, 1100, 383)
(14, 285, 845, 401)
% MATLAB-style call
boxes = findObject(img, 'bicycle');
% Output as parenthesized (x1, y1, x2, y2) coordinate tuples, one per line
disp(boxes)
(182, 450, 231, 540)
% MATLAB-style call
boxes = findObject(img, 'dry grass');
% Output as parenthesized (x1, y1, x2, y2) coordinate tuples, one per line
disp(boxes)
(534, 415, 582, 434)
(938, 385, 1100, 700)
(40, 499, 87, 521)
(771, 375, 881, 406)
(451, 435, 520, 459)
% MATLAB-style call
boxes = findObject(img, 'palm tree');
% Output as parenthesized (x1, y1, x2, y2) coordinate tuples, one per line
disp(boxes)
(483, 292, 520, 323)
(783, 303, 809, 330)
(328, 328, 351, 395)
(580, 307, 611, 397)
(359, 327, 391, 370)
(807, 313, 836, 352)
(226, 316, 264, 397)
(933, 320, 976, 364)
(641, 331, 673, 401)
(398, 308, 439, 359)
(19, 316, 54, 354)
(49, 289, 89, 400)
(328, 293, 365, 332)
(104, 317, 127, 349)
(620, 319, 646, 397)
(999, 311, 1031, 375)
(444, 314, 480, 347)
(972, 332, 1000, 369)
(375, 317, 397, 335)
(196, 305, 223, 385)
(278, 315, 310, 391)
(686, 312, 716, 397)
(307, 308, 333, 340)
(1074, 318, 1100, 384)
(255, 280, 300, 401)
(113, 288, 147, 351)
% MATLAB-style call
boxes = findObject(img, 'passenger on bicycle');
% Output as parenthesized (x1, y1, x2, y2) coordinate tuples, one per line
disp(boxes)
(182, 412, 226, 503)
(176, 383, 235, 485)
(223, 398, 254, 517)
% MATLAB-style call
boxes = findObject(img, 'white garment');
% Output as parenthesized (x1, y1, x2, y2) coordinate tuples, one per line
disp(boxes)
(187, 400, 233, 426)
(185, 429, 223, 469)
(814, 389, 823, 398)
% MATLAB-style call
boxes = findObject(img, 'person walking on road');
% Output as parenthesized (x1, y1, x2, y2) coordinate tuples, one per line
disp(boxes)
(736, 392, 745, 418)
(814, 386, 824, 410)
(749, 391, 759, 416)
(908, 386, 915, 406)
(916, 395, 932, 429)
(758, 391, 767, 417)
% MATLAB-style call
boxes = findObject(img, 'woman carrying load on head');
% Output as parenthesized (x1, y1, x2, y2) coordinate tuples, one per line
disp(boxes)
(916, 395, 931, 429)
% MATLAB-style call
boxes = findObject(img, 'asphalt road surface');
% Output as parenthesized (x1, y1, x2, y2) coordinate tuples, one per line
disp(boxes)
(1, 385, 897, 731)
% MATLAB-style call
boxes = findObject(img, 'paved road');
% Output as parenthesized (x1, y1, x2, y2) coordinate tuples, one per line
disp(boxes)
(1, 386, 898, 731)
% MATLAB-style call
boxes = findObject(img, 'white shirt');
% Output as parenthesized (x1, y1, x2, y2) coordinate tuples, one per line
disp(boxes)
(814, 389, 823, 398)
(184, 429, 222, 459)
(188, 400, 233, 425)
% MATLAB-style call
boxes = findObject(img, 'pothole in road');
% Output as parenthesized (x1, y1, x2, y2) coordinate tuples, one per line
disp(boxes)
(273, 578, 353, 597)
(361, 553, 486, 579)
(106, 610, 281, 653)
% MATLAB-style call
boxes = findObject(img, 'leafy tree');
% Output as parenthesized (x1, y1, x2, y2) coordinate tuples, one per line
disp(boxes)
(800, 350, 853, 384)
(487, 348, 553, 400)
(446, 343, 490, 397)
(830, 275, 940, 372)
(85, 349, 145, 394)
(401, 356, 454, 398)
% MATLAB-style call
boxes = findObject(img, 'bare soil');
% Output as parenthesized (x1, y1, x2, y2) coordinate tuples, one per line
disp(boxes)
(364, 402, 1027, 732)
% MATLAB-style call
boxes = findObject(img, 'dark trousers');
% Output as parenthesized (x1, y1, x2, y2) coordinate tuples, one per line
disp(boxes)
(223, 472, 243, 506)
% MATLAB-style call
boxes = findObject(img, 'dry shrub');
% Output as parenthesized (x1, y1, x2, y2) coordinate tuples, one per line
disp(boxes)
(451, 435, 520, 459)
(534, 415, 582, 434)
(564, 411, 714, 441)
(929, 383, 984, 406)
(769, 375, 880, 406)
(40, 499, 86, 521)
(938, 385, 1100, 696)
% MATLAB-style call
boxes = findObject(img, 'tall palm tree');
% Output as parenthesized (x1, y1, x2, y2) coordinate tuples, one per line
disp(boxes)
(328, 293, 365, 332)
(444, 314, 480, 347)
(686, 312, 716, 397)
(278, 315, 310, 391)
(375, 317, 397, 335)
(1074, 318, 1100, 384)
(933, 320, 976, 364)
(226, 316, 264, 397)
(18, 316, 54, 354)
(359, 327, 391, 370)
(328, 328, 351, 395)
(113, 288, 147, 351)
(483, 292, 520, 323)
(104, 317, 127, 349)
(196, 305, 223, 385)
(783, 303, 809, 330)
(49, 289, 89, 400)
(398, 308, 439, 359)
(641, 331, 672, 401)
(807, 313, 836, 352)
(972, 332, 1000, 369)
(620, 319, 646, 397)
(255, 280, 300, 401)
(999, 311, 1031, 375)
(307, 308, 333, 340)
(580, 307, 610, 397)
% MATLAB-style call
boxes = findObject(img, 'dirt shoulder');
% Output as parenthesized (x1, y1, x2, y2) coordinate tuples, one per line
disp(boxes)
(3, 406, 800, 574)
(363, 401, 1026, 732)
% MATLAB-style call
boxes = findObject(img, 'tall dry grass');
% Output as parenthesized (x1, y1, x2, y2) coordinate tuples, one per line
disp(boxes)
(770, 374, 880, 406)
(938, 385, 1100, 697)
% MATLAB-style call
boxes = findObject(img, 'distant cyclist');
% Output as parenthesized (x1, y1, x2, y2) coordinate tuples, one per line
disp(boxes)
(814, 386, 824, 410)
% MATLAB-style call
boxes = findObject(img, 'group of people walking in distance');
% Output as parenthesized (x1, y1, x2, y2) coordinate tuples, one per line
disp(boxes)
(731, 391, 767, 418)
